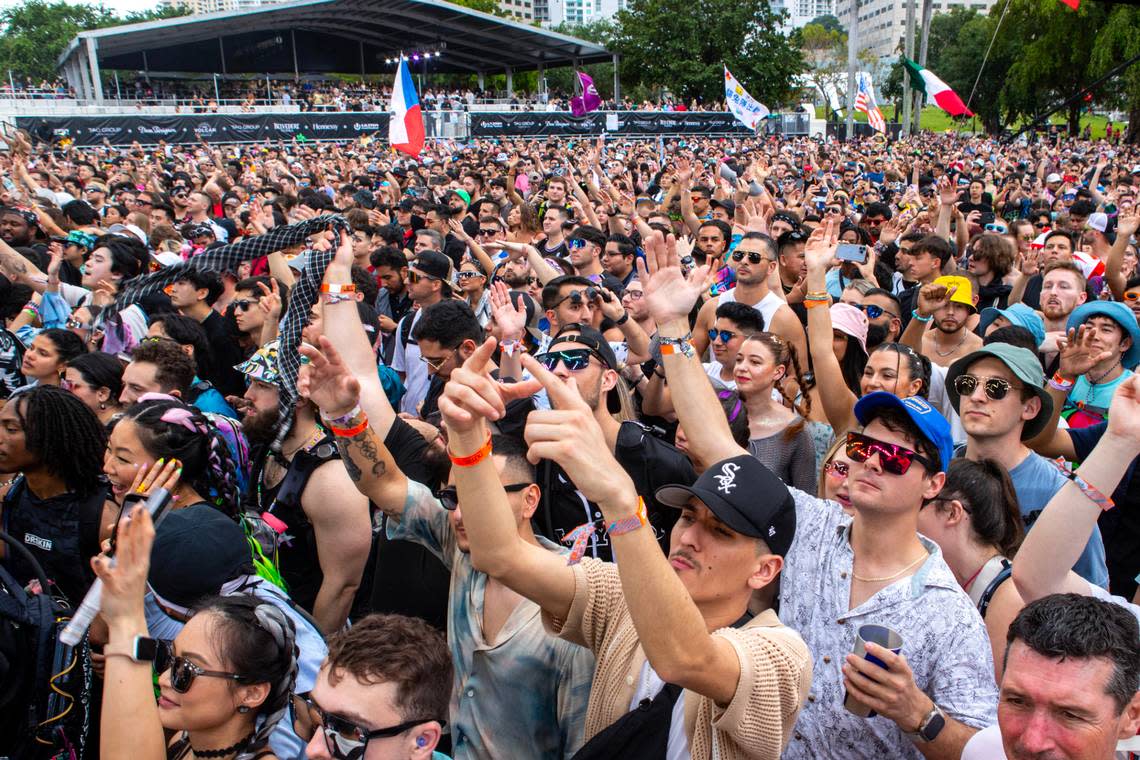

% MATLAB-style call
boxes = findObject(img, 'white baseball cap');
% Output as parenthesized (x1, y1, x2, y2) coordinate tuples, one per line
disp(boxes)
(1046, 173, 1062, 183)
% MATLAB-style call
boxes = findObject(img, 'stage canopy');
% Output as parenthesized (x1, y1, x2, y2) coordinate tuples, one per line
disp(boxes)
(57, 0, 614, 101)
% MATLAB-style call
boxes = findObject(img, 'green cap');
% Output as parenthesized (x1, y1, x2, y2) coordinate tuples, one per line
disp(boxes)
(946, 343, 1053, 440)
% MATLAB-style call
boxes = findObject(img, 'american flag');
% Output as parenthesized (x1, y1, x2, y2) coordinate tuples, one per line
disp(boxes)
(854, 73, 886, 134)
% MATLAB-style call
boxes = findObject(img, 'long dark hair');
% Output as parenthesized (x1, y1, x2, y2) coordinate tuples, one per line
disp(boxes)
(13, 386, 107, 496)
(937, 458, 1024, 558)
(118, 398, 240, 514)
(838, 333, 868, 397)
(67, 351, 124, 403)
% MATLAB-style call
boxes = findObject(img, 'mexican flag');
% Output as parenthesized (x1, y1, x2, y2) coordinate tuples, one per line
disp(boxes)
(901, 57, 974, 117)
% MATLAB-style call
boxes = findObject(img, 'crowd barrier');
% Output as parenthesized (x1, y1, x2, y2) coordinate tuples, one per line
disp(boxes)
(13, 110, 812, 146)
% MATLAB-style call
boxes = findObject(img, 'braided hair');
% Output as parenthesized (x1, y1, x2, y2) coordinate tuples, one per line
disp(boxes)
(193, 594, 298, 759)
(13, 386, 107, 496)
(118, 398, 241, 515)
(743, 332, 812, 442)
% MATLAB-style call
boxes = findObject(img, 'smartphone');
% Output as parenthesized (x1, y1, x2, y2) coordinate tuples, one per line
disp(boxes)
(709, 265, 737, 296)
(836, 243, 868, 264)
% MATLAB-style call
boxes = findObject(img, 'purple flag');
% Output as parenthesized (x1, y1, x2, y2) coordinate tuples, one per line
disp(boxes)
(570, 71, 602, 117)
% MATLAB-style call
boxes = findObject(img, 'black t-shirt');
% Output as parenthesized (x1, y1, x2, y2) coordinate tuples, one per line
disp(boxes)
(367, 417, 450, 630)
(200, 310, 246, 397)
(1069, 422, 1140, 599)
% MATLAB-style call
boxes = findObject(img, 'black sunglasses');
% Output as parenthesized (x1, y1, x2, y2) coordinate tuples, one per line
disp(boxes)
(731, 250, 765, 265)
(535, 347, 599, 372)
(953, 374, 1019, 401)
(434, 482, 532, 511)
(165, 651, 250, 694)
(478, 228, 500, 236)
(292, 692, 440, 760)
(232, 299, 256, 312)
(553, 288, 599, 309)
(845, 431, 934, 476)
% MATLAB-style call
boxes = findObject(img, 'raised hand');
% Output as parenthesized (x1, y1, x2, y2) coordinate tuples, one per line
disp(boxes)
(520, 353, 636, 507)
(257, 278, 282, 322)
(1106, 374, 1140, 449)
(916, 282, 955, 318)
(804, 215, 840, 274)
(937, 175, 957, 207)
(297, 336, 362, 417)
(634, 229, 710, 325)
(1057, 325, 1113, 380)
(1017, 248, 1041, 278)
(489, 280, 527, 340)
(438, 337, 540, 434)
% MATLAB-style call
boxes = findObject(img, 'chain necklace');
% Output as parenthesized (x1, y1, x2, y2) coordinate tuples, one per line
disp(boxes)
(852, 551, 928, 583)
(932, 330, 970, 358)
(1088, 359, 1122, 386)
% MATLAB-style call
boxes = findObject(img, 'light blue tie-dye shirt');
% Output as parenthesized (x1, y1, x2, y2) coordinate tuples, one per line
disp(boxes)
(387, 480, 595, 760)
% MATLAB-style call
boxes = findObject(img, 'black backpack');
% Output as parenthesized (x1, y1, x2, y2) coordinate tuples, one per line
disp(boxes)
(0, 530, 94, 760)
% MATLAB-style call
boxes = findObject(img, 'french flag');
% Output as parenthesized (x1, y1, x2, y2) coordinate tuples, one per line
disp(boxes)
(388, 59, 424, 158)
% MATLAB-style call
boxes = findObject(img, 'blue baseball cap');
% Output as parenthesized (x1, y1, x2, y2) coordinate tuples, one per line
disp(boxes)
(1067, 301, 1140, 369)
(853, 392, 954, 473)
(978, 302, 1046, 347)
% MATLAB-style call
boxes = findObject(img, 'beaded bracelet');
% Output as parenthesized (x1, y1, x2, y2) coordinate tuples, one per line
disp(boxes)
(911, 309, 933, 323)
(1051, 457, 1115, 511)
(1048, 372, 1075, 392)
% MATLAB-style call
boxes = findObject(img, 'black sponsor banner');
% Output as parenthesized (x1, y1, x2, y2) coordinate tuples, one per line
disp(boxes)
(14, 112, 391, 146)
(470, 111, 753, 137)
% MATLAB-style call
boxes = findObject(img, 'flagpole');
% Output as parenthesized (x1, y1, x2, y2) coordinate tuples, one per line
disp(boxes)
(902, 0, 915, 135)
(844, 0, 859, 140)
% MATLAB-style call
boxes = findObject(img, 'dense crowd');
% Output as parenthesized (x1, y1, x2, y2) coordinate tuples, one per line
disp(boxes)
(0, 124, 1139, 760)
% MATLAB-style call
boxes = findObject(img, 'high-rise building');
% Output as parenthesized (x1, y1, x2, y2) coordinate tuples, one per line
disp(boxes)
(160, 0, 282, 15)
(773, 0, 837, 31)
(840, 0, 998, 60)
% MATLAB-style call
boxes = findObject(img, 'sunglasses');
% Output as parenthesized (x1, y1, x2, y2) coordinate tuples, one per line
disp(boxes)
(731, 250, 765, 264)
(66, 318, 93, 330)
(845, 431, 934, 476)
(535, 348, 598, 372)
(419, 350, 455, 371)
(232, 299, 256, 312)
(953, 373, 1019, 401)
(853, 304, 886, 320)
(824, 460, 849, 478)
(708, 328, 737, 343)
(478, 228, 500, 236)
(983, 223, 1008, 233)
(456, 270, 484, 280)
(59, 377, 87, 391)
(1123, 291, 1140, 302)
(167, 653, 250, 694)
(567, 238, 588, 251)
(434, 482, 532, 510)
(1033, 221, 1049, 228)
(407, 270, 440, 284)
(553, 288, 599, 308)
(292, 692, 439, 760)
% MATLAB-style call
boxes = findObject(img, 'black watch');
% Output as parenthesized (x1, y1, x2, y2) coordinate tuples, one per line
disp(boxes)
(905, 704, 947, 743)
(614, 311, 629, 326)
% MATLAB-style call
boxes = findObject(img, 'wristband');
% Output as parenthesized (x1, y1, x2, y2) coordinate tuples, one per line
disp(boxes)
(911, 309, 933, 323)
(322, 292, 354, 305)
(319, 282, 356, 294)
(607, 497, 648, 537)
(1048, 372, 1075, 392)
(1051, 457, 1114, 511)
(499, 339, 523, 357)
(614, 311, 629, 326)
(804, 299, 829, 309)
(659, 335, 696, 359)
(449, 434, 492, 467)
(805, 291, 830, 299)
(328, 416, 369, 438)
(322, 404, 363, 427)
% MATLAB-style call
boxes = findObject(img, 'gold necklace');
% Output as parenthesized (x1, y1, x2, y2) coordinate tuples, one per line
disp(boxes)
(852, 551, 928, 583)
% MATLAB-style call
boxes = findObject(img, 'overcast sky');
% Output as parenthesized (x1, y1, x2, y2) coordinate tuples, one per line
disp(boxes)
(0, 0, 162, 17)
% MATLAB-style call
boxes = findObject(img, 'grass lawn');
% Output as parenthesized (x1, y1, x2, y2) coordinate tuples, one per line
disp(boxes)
(817, 104, 1120, 137)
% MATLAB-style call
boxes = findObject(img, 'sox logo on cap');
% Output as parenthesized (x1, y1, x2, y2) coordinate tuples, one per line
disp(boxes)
(714, 462, 741, 494)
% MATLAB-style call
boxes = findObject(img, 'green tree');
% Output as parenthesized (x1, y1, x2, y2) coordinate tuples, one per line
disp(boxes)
(610, 0, 803, 105)
(1088, 4, 1140, 142)
(807, 13, 844, 34)
(0, 0, 115, 81)
(449, 0, 506, 15)
(796, 22, 845, 115)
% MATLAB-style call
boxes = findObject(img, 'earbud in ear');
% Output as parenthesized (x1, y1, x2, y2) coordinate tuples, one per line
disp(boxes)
(416, 736, 427, 748)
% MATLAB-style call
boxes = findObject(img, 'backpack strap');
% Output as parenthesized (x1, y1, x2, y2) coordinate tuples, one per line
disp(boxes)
(977, 560, 1013, 619)
(271, 438, 340, 522)
(398, 311, 416, 351)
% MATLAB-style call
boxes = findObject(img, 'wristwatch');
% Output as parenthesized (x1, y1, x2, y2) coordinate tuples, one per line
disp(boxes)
(905, 704, 947, 743)
(104, 635, 161, 664)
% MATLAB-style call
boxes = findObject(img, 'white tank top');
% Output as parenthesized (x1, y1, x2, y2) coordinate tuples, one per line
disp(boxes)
(717, 288, 784, 332)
